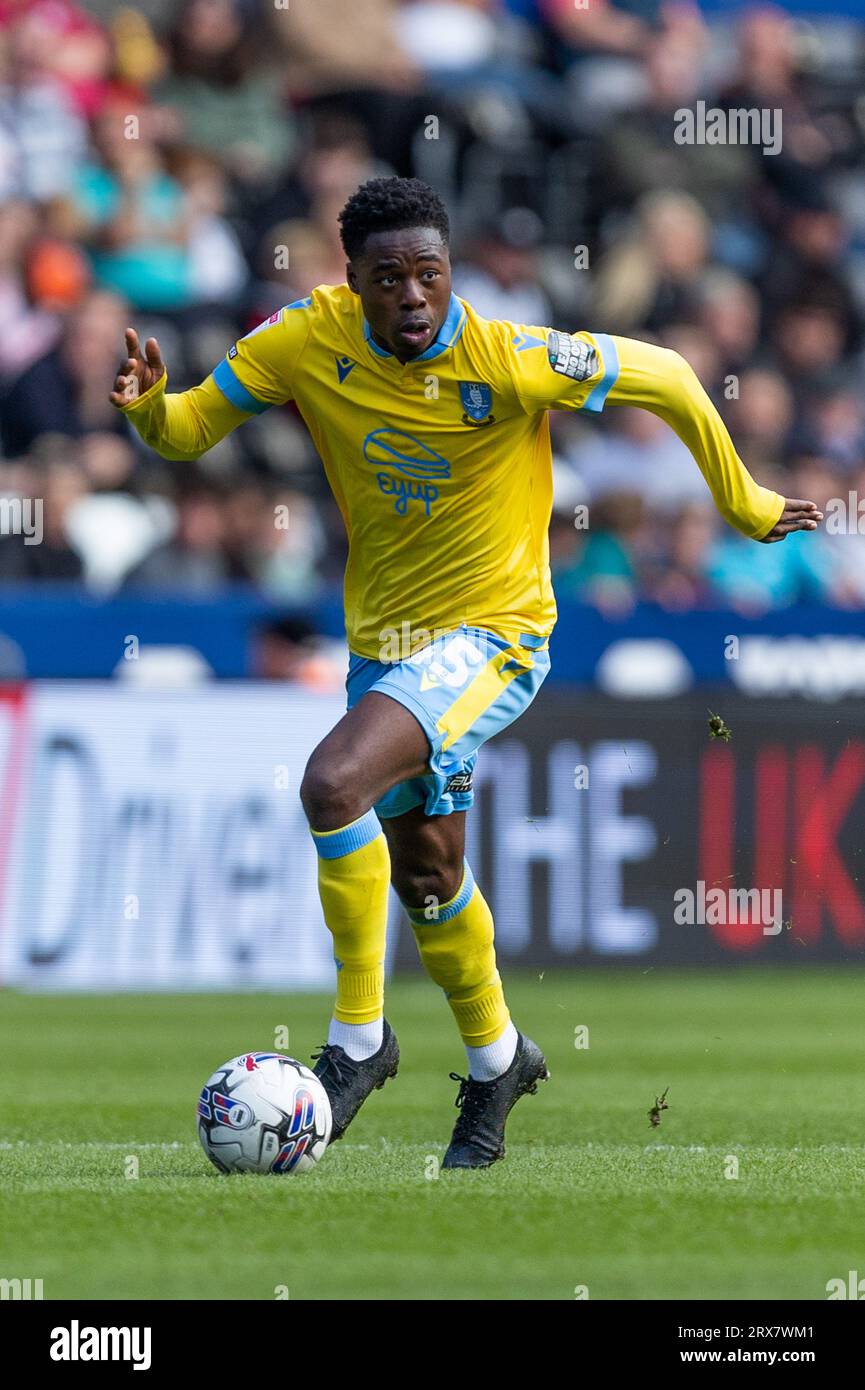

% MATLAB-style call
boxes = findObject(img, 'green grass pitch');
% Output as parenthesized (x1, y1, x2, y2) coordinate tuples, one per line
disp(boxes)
(1, 968, 863, 1301)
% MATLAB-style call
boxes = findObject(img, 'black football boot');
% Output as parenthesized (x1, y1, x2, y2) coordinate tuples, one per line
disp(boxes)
(311, 1020, 399, 1141)
(442, 1032, 549, 1169)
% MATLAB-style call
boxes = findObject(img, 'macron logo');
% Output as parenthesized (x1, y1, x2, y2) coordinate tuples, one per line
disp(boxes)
(50, 1321, 152, 1371)
(335, 355, 357, 384)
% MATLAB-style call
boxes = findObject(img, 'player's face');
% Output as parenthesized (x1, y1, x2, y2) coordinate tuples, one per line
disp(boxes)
(348, 228, 452, 363)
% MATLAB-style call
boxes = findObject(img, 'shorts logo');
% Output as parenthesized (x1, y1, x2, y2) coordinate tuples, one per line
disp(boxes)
(363, 427, 450, 516)
(228, 345, 238, 359)
(547, 330, 597, 382)
(445, 771, 473, 794)
(459, 381, 494, 426)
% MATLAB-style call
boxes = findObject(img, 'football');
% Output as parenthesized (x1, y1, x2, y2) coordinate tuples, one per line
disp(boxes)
(197, 1052, 332, 1175)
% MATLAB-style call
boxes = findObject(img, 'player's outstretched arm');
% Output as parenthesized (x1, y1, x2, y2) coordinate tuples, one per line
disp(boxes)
(110, 327, 251, 462)
(605, 336, 823, 543)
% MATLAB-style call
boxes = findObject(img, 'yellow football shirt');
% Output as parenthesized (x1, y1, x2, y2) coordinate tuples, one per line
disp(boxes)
(120, 283, 785, 659)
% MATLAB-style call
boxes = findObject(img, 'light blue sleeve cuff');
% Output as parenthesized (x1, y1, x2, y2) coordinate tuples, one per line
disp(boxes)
(213, 359, 271, 415)
(579, 333, 620, 414)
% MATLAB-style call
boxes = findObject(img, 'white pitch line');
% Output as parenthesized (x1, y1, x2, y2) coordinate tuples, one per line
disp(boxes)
(0, 1141, 194, 1150)
(1, 1140, 863, 1153)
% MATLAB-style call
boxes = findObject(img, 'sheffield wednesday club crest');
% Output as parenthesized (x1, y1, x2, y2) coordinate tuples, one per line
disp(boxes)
(459, 381, 495, 426)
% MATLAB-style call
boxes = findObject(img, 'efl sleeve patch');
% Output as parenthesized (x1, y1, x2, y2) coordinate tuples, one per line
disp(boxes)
(546, 330, 598, 382)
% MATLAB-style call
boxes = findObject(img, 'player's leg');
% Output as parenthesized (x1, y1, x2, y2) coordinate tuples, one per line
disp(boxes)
(301, 690, 430, 831)
(299, 691, 429, 1137)
(382, 805, 517, 1075)
(301, 625, 551, 1149)
(382, 804, 548, 1169)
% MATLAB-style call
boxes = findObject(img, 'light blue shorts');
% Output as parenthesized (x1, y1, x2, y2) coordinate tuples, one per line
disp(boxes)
(346, 624, 551, 819)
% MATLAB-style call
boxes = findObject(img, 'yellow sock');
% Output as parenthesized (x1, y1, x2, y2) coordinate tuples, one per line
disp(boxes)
(406, 860, 510, 1047)
(310, 810, 389, 1024)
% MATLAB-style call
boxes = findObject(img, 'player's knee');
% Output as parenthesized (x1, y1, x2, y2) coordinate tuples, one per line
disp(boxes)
(300, 752, 363, 828)
(392, 862, 463, 912)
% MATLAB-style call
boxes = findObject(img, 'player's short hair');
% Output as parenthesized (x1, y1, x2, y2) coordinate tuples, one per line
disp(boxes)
(338, 177, 450, 261)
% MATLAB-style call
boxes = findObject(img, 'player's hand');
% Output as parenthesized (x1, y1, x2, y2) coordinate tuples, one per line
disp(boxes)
(757, 498, 823, 543)
(109, 327, 165, 407)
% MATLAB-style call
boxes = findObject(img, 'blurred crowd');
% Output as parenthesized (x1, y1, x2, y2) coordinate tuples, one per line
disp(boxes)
(2, 0, 865, 621)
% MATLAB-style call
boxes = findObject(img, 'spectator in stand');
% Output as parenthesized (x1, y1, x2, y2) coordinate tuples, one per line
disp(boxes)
(2, 0, 112, 118)
(719, 5, 851, 203)
(543, 0, 665, 69)
(397, 0, 571, 142)
(255, 488, 326, 602)
(170, 148, 248, 308)
(155, 0, 296, 187)
(249, 120, 386, 315)
(271, 0, 425, 174)
(591, 190, 711, 333)
(255, 215, 346, 309)
(253, 615, 345, 691)
(768, 298, 850, 408)
(0, 200, 68, 437)
(0, 449, 85, 578)
(725, 368, 794, 473)
(565, 405, 711, 512)
(219, 478, 272, 579)
(248, 114, 381, 243)
(453, 208, 552, 324)
(553, 491, 645, 616)
(2, 287, 129, 455)
(543, 0, 707, 135)
(697, 270, 761, 385)
(647, 502, 719, 611)
(593, 26, 752, 221)
(124, 479, 234, 591)
(706, 448, 838, 611)
(61, 99, 193, 312)
(803, 387, 865, 476)
(0, 5, 88, 200)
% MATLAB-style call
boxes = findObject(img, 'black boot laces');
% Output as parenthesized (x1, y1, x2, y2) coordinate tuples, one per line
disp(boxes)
(311, 1044, 359, 1089)
(448, 1070, 500, 1141)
